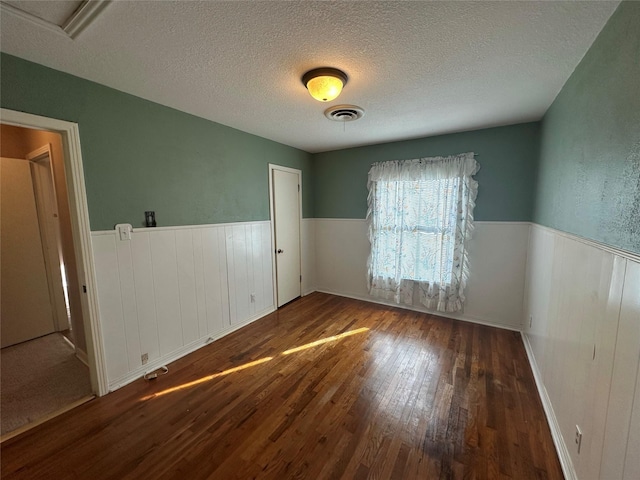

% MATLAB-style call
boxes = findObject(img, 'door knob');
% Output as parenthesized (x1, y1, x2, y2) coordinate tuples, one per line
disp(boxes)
(277, 249, 284, 254)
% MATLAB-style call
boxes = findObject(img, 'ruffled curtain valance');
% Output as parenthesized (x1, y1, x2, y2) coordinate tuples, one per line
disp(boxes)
(366, 152, 479, 312)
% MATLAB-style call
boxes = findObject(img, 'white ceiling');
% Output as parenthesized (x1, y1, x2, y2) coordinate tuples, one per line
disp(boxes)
(3, 0, 82, 25)
(0, 0, 619, 153)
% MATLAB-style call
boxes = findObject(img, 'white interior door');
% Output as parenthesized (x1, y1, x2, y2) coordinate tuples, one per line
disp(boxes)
(29, 147, 70, 332)
(272, 167, 301, 307)
(1, 157, 56, 347)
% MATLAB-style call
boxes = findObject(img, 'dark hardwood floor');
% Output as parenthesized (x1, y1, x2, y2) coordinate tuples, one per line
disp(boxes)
(1, 293, 563, 479)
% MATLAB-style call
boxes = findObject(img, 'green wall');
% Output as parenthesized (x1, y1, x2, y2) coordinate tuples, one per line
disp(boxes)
(0, 53, 313, 231)
(312, 122, 540, 221)
(534, 1, 640, 254)
(5, 0, 636, 244)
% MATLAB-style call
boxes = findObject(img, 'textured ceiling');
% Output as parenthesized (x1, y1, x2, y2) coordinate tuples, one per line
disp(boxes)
(3, 0, 82, 25)
(0, 0, 619, 153)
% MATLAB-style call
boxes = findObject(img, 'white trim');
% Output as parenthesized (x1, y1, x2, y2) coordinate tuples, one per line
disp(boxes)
(26, 144, 52, 162)
(268, 164, 303, 308)
(62, 1, 111, 39)
(107, 305, 275, 391)
(531, 223, 640, 263)
(473, 220, 532, 226)
(313, 218, 532, 226)
(90, 219, 271, 236)
(267, 164, 303, 176)
(300, 218, 316, 297)
(521, 332, 577, 480)
(1, 108, 109, 397)
(312, 218, 365, 223)
(95, 220, 619, 244)
(266, 165, 277, 309)
(76, 348, 90, 367)
(314, 288, 521, 332)
(0, 0, 111, 39)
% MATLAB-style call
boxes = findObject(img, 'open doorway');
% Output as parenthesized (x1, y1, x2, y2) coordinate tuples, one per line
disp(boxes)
(1, 127, 82, 345)
(0, 117, 104, 440)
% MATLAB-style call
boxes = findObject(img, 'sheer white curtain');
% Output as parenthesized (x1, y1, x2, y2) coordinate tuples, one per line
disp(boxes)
(366, 152, 479, 312)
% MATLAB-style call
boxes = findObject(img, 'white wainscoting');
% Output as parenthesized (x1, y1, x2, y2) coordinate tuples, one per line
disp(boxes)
(314, 219, 530, 330)
(91, 221, 274, 391)
(523, 224, 640, 480)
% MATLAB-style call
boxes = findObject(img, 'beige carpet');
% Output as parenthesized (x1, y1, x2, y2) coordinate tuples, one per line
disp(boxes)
(1, 333, 92, 436)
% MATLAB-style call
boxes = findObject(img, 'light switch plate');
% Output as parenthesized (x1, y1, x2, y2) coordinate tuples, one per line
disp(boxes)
(116, 223, 133, 241)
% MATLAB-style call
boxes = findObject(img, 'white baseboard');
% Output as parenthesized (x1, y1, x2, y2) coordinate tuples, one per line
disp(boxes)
(75, 348, 89, 367)
(107, 305, 275, 392)
(61, 334, 90, 367)
(314, 288, 521, 332)
(521, 332, 576, 480)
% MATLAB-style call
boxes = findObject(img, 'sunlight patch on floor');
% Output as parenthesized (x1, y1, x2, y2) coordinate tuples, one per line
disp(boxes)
(142, 356, 274, 400)
(141, 327, 370, 401)
(282, 327, 370, 355)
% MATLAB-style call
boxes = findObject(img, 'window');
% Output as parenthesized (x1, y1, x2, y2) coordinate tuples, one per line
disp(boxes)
(367, 153, 479, 312)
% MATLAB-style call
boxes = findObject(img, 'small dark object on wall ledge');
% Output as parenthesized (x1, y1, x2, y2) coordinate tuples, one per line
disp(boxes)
(145, 211, 156, 227)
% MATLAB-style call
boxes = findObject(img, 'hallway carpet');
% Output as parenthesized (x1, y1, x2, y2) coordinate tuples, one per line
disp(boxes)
(1, 333, 92, 436)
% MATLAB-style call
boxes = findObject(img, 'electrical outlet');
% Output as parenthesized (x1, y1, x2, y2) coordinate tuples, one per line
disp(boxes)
(250, 293, 256, 303)
(575, 425, 583, 454)
(141, 353, 149, 365)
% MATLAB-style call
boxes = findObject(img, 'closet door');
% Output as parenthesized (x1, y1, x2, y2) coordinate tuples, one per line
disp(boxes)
(1, 157, 55, 347)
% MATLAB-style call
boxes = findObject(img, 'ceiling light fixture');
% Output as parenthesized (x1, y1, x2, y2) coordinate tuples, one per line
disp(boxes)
(302, 67, 348, 102)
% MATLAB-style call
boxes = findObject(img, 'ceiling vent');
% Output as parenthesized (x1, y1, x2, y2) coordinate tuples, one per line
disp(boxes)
(324, 105, 365, 122)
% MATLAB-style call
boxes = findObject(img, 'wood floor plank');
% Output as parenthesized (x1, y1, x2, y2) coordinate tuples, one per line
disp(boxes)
(0, 293, 563, 479)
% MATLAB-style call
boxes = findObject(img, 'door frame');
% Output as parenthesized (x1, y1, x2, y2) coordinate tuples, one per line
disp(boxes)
(1, 108, 108, 396)
(268, 164, 302, 308)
